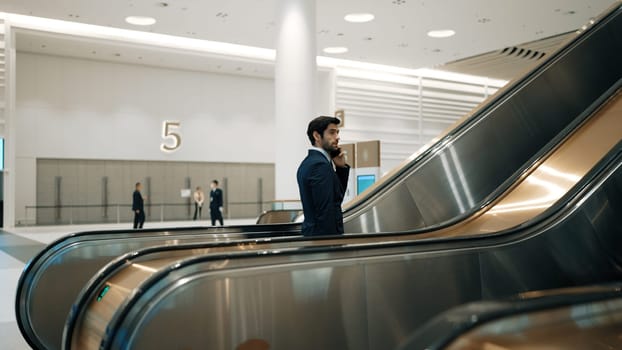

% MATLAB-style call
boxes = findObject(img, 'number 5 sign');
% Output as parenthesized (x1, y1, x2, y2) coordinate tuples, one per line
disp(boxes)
(161, 121, 182, 152)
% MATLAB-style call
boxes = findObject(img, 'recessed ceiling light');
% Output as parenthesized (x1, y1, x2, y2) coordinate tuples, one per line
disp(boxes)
(344, 13, 375, 23)
(125, 16, 156, 26)
(323, 46, 349, 54)
(427, 29, 455, 38)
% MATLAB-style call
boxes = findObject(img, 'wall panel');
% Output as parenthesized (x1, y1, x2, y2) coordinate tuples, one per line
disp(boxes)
(34, 158, 275, 225)
(335, 68, 505, 173)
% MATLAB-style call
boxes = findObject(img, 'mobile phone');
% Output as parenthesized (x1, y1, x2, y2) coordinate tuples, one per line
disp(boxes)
(330, 147, 342, 158)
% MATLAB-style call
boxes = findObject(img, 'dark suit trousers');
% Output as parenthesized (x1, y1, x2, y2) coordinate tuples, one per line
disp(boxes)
(133, 210, 145, 229)
(193, 203, 202, 220)
(210, 207, 223, 226)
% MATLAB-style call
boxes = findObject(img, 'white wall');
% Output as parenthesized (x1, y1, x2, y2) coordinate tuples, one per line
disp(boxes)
(16, 52, 277, 162)
(335, 67, 504, 174)
(13, 52, 333, 224)
(14, 53, 297, 224)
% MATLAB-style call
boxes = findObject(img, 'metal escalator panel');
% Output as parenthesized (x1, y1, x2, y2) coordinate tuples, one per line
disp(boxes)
(81, 141, 622, 350)
(15, 224, 299, 350)
(256, 209, 302, 224)
(65, 83, 622, 349)
(411, 85, 622, 239)
(443, 297, 622, 350)
(343, 2, 622, 233)
(398, 284, 622, 350)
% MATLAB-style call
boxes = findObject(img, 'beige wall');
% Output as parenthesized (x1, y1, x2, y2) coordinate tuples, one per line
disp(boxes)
(35, 158, 274, 225)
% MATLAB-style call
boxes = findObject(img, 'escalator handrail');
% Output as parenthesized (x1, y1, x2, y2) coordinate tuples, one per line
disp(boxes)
(337, 0, 622, 242)
(341, 1, 621, 216)
(74, 72, 622, 287)
(14, 222, 299, 350)
(396, 283, 622, 350)
(69, 139, 622, 350)
(62, 79, 622, 347)
(64, 76, 622, 348)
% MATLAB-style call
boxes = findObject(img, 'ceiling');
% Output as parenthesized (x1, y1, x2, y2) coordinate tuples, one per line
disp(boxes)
(14, 29, 279, 78)
(440, 31, 574, 80)
(0, 0, 614, 71)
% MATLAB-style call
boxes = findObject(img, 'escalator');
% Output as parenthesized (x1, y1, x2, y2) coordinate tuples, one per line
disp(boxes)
(16, 222, 301, 350)
(63, 85, 622, 349)
(397, 283, 622, 350)
(18, 2, 622, 349)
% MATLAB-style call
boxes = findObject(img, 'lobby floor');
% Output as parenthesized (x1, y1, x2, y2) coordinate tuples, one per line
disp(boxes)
(0, 218, 256, 349)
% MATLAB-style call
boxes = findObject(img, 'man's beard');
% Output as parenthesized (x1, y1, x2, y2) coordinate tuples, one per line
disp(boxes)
(321, 138, 337, 153)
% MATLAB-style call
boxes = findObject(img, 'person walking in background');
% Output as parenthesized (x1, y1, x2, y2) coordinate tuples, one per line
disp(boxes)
(209, 180, 224, 226)
(193, 186, 205, 220)
(132, 182, 146, 229)
(297, 116, 350, 236)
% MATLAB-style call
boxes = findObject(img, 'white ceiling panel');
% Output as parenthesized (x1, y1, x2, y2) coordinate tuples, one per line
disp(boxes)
(0, 0, 615, 69)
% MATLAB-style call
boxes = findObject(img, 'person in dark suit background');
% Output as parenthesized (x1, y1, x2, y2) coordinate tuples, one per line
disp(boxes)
(209, 180, 224, 226)
(297, 116, 350, 236)
(132, 182, 145, 229)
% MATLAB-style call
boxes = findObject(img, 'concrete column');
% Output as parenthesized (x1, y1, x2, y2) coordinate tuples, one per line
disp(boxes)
(2, 20, 16, 228)
(274, 0, 317, 200)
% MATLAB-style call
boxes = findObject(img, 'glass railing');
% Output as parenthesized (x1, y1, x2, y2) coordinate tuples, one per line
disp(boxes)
(22, 201, 274, 226)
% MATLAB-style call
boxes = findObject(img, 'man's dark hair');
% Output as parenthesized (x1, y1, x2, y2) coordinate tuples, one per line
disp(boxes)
(212, 180, 219, 185)
(135, 182, 141, 188)
(306, 116, 341, 145)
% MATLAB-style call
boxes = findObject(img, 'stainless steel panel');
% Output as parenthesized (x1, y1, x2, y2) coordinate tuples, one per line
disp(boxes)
(74, 82, 622, 350)
(479, 166, 622, 298)
(130, 263, 368, 350)
(74, 60, 622, 348)
(444, 298, 622, 350)
(364, 253, 482, 350)
(342, 5, 622, 232)
(348, 181, 425, 233)
(90, 149, 622, 350)
(397, 284, 622, 350)
(17, 225, 299, 350)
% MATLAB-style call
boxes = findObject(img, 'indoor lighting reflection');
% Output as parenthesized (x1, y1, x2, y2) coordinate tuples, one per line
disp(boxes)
(360, 211, 369, 233)
(481, 341, 512, 350)
(433, 147, 476, 215)
(450, 147, 474, 208)
(291, 267, 334, 302)
(372, 206, 381, 233)
(132, 263, 159, 273)
(487, 175, 566, 215)
(440, 151, 466, 213)
(539, 165, 581, 182)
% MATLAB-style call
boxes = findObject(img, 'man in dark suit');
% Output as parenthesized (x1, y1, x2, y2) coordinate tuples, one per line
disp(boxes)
(210, 180, 224, 226)
(297, 116, 350, 236)
(132, 182, 145, 229)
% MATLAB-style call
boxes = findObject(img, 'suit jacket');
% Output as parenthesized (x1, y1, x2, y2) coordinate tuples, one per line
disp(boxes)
(132, 190, 144, 212)
(297, 150, 350, 236)
(210, 188, 223, 210)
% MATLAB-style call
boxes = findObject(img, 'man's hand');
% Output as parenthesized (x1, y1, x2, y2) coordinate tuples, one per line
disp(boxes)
(219, 207, 223, 213)
(332, 150, 347, 168)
